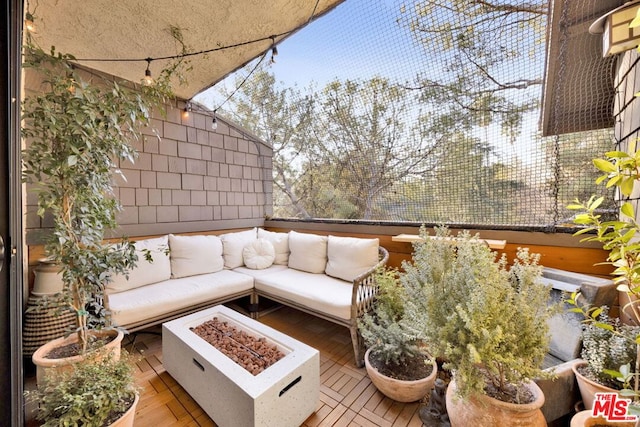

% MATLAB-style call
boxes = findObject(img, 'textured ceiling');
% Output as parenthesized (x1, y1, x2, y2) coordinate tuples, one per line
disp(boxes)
(29, 0, 344, 99)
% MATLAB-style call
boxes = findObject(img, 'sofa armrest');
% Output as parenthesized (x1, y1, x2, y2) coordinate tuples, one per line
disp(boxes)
(351, 246, 389, 321)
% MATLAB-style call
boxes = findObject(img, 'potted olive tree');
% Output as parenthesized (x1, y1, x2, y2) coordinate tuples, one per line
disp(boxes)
(358, 266, 437, 403)
(402, 226, 559, 427)
(22, 38, 183, 383)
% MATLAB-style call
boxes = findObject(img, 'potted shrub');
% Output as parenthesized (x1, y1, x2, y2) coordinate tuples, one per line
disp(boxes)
(566, 141, 640, 424)
(358, 266, 437, 403)
(22, 37, 183, 382)
(566, 295, 640, 410)
(402, 226, 559, 427)
(25, 350, 140, 427)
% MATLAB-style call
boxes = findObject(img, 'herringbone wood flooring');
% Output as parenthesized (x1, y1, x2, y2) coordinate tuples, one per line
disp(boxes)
(128, 305, 425, 427)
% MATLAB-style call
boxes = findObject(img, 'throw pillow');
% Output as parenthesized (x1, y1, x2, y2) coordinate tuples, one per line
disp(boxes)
(219, 228, 257, 269)
(168, 234, 224, 278)
(288, 230, 328, 274)
(107, 235, 171, 292)
(242, 238, 276, 270)
(325, 235, 379, 282)
(257, 228, 290, 265)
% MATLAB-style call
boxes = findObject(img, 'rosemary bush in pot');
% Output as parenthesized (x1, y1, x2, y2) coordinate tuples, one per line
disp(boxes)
(401, 226, 559, 425)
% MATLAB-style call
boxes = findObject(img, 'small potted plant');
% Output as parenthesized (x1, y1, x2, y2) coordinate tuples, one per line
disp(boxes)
(25, 350, 140, 427)
(402, 226, 559, 426)
(358, 266, 437, 403)
(566, 297, 640, 410)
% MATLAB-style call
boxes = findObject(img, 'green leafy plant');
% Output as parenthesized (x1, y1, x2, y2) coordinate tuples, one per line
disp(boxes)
(21, 39, 185, 354)
(402, 226, 558, 402)
(568, 142, 640, 323)
(358, 266, 430, 378)
(25, 351, 139, 426)
(566, 140, 640, 413)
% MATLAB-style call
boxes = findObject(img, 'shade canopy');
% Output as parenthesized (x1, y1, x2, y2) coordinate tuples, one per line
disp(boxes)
(28, 0, 345, 99)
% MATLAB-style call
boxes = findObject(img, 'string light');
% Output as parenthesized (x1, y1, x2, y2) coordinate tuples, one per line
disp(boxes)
(211, 110, 218, 130)
(25, 12, 36, 32)
(270, 36, 278, 64)
(142, 58, 154, 86)
(182, 102, 192, 120)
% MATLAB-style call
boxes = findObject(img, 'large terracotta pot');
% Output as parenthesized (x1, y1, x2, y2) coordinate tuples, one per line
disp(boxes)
(570, 409, 638, 427)
(445, 377, 546, 427)
(364, 348, 438, 403)
(572, 360, 619, 410)
(32, 329, 124, 384)
(109, 393, 139, 427)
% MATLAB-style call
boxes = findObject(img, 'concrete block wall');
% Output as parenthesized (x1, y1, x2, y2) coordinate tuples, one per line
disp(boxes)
(25, 99, 274, 242)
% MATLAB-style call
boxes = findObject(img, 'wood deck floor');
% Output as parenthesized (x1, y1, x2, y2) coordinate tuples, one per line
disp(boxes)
(127, 304, 425, 427)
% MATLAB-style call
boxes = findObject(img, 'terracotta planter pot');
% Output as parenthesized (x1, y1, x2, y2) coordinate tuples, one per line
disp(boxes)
(572, 360, 619, 410)
(109, 393, 139, 427)
(32, 329, 124, 384)
(570, 409, 639, 427)
(364, 348, 437, 403)
(445, 377, 546, 427)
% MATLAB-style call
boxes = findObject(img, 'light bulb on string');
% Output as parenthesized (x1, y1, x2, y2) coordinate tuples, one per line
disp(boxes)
(25, 12, 36, 32)
(142, 58, 154, 86)
(66, 71, 76, 94)
(211, 110, 218, 130)
(182, 102, 191, 120)
(270, 36, 278, 64)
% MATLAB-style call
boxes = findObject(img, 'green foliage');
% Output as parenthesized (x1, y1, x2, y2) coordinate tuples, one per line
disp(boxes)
(567, 139, 640, 402)
(401, 226, 558, 400)
(568, 293, 640, 398)
(358, 267, 426, 370)
(21, 40, 184, 353)
(25, 352, 138, 427)
(568, 141, 640, 308)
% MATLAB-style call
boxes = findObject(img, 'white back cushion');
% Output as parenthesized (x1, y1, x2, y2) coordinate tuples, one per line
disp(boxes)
(257, 228, 290, 265)
(288, 231, 328, 274)
(219, 228, 257, 269)
(243, 239, 276, 270)
(325, 235, 379, 282)
(169, 234, 224, 278)
(107, 235, 171, 293)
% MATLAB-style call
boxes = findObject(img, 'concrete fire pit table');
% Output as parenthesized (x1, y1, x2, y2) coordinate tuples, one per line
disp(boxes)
(162, 305, 319, 427)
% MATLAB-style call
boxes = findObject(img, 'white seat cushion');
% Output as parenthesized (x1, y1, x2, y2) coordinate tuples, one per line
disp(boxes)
(108, 270, 254, 327)
(253, 268, 353, 320)
(233, 264, 289, 278)
(258, 228, 290, 265)
(325, 235, 379, 282)
(243, 239, 276, 270)
(287, 231, 327, 274)
(219, 228, 257, 269)
(107, 235, 171, 292)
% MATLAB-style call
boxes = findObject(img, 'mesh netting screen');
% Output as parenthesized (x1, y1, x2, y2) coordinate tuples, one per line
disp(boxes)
(197, 0, 617, 230)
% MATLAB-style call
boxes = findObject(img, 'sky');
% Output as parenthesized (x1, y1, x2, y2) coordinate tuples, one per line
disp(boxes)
(195, 0, 425, 108)
(193, 0, 548, 167)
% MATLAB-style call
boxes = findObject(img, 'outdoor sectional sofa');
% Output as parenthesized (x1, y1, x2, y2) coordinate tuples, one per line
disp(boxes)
(104, 228, 389, 367)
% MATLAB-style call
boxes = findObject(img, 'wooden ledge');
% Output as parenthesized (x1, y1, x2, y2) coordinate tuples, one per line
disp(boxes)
(391, 234, 507, 250)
